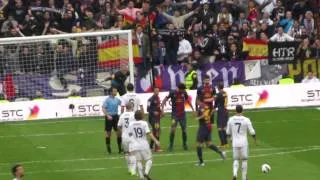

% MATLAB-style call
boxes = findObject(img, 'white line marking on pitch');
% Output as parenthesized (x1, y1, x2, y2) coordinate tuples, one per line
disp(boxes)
(0, 146, 319, 166)
(0, 147, 319, 176)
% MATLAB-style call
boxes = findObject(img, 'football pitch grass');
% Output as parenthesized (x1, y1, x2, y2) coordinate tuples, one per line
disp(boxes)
(0, 107, 320, 180)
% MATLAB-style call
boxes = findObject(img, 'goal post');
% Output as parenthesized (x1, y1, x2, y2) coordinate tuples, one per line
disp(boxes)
(0, 30, 135, 100)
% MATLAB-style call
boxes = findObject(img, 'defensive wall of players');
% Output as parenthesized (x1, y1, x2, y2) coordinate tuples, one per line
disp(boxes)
(0, 83, 319, 122)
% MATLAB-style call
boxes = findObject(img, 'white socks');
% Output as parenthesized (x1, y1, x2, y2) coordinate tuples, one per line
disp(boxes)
(233, 160, 239, 177)
(242, 160, 248, 180)
(129, 155, 137, 174)
(137, 161, 144, 179)
(145, 159, 153, 175)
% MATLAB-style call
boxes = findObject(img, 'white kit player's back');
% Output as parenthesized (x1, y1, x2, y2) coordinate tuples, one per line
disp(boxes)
(118, 112, 135, 138)
(227, 115, 255, 148)
(128, 121, 150, 152)
(122, 92, 141, 112)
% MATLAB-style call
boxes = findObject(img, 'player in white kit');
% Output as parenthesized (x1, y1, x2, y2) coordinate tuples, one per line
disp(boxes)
(226, 105, 256, 180)
(128, 110, 160, 180)
(118, 103, 136, 176)
(121, 83, 143, 113)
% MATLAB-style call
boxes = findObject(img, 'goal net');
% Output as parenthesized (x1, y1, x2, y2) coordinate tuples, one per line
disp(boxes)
(0, 30, 135, 101)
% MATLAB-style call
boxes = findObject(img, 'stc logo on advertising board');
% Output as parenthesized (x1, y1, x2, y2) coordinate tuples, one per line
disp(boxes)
(69, 104, 101, 117)
(1, 109, 24, 121)
(28, 105, 40, 120)
(301, 89, 320, 103)
(229, 90, 269, 108)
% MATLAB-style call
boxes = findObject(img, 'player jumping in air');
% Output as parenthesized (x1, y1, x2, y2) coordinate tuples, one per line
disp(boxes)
(195, 103, 226, 167)
(147, 87, 163, 152)
(128, 110, 160, 180)
(121, 83, 144, 113)
(117, 103, 136, 176)
(213, 83, 229, 148)
(162, 83, 195, 151)
(226, 105, 257, 180)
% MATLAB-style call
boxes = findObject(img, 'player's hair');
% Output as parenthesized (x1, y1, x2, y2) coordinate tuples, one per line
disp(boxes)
(236, 105, 243, 113)
(178, 83, 186, 90)
(126, 102, 133, 110)
(109, 87, 117, 94)
(127, 83, 134, 91)
(11, 164, 22, 175)
(217, 83, 224, 90)
(134, 110, 144, 120)
(204, 74, 210, 79)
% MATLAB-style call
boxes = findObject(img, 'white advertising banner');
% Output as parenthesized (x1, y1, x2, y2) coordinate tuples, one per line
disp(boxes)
(0, 83, 319, 122)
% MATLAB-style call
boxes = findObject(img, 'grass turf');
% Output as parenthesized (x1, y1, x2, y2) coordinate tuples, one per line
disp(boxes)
(0, 107, 320, 180)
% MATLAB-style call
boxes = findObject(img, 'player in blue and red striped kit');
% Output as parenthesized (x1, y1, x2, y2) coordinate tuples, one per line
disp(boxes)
(162, 83, 195, 151)
(147, 87, 163, 152)
(213, 83, 229, 147)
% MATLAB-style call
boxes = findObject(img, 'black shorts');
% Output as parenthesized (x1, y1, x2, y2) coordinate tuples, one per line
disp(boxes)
(197, 125, 212, 143)
(217, 110, 228, 128)
(171, 114, 187, 131)
(148, 114, 160, 129)
(105, 115, 119, 132)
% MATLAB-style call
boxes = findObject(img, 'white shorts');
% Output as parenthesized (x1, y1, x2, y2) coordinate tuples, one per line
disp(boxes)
(233, 146, 248, 160)
(132, 149, 152, 161)
(122, 137, 130, 153)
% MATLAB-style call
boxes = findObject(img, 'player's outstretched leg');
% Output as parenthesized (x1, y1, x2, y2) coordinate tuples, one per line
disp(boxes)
(218, 129, 225, 146)
(233, 160, 239, 180)
(196, 144, 205, 167)
(207, 142, 226, 160)
(242, 160, 248, 180)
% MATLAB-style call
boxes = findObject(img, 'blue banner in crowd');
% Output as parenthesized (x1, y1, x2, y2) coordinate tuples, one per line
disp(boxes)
(136, 61, 245, 93)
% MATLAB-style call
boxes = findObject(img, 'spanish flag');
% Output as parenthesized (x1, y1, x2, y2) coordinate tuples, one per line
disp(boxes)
(242, 38, 268, 60)
(98, 39, 143, 67)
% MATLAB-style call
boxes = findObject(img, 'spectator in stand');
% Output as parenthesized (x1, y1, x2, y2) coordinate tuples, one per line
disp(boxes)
(159, 6, 197, 29)
(235, 12, 249, 28)
(198, 1, 215, 29)
(312, 39, 320, 59)
(56, 40, 75, 89)
(271, 0, 285, 20)
(1, 14, 18, 35)
(301, 71, 319, 83)
(297, 38, 312, 60)
(259, 12, 273, 26)
(226, 43, 242, 61)
(270, 26, 294, 42)
(247, 0, 259, 22)
(302, 11, 315, 37)
(279, 11, 294, 33)
(116, 0, 141, 21)
(217, 6, 233, 28)
(177, 34, 192, 63)
(288, 20, 302, 39)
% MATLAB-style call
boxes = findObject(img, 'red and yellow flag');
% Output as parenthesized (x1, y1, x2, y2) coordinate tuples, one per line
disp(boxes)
(98, 39, 142, 67)
(242, 38, 268, 60)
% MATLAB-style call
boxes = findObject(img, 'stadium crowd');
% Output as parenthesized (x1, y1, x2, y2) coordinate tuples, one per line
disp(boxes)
(0, 0, 320, 101)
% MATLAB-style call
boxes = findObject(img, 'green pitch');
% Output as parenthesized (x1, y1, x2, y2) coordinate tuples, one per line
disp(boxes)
(0, 108, 320, 180)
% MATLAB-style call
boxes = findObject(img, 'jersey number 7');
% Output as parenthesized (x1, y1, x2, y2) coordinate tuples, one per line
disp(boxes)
(235, 123, 241, 133)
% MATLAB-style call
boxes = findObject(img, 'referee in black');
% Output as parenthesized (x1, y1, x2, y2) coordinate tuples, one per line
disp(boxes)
(102, 87, 122, 154)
